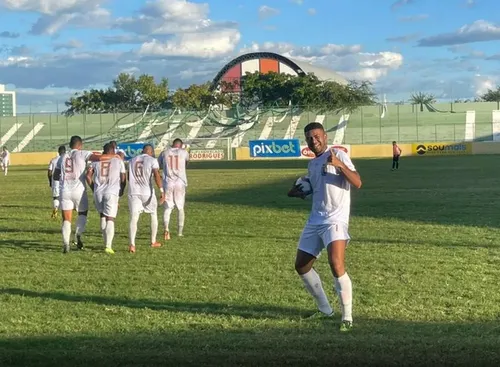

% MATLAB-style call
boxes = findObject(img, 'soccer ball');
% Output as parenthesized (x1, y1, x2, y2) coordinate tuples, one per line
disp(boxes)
(295, 176, 312, 196)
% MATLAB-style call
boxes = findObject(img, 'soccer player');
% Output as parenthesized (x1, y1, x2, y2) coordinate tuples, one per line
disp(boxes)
(288, 122, 362, 332)
(110, 140, 126, 156)
(1, 146, 10, 176)
(59, 135, 116, 253)
(86, 143, 126, 254)
(392, 141, 402, 171)
(158, 138, 190, 239)
(127, 144, 165, 253)
(47, 145, 66, 218)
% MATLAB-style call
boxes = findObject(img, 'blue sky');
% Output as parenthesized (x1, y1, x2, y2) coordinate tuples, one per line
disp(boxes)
(0, 0, 499, 113)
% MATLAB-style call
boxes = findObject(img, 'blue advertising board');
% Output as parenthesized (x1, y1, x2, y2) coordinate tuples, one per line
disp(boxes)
(117, 142, 153, 161)
(249, 139, 301, 158)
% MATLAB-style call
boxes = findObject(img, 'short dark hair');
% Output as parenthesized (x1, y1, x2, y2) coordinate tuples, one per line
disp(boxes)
(172, 138, 183, 146)
(69, 135, 82, 148)
(304, 122, 324, 134)
(392, 141, 397, 144)
(58, 145, 66, 155)
(142, 144, 154, 151)
(110, 140, 117, 147)
(103, 143, 113, 154)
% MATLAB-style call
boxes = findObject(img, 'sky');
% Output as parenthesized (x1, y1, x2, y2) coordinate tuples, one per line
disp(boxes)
(0, 0, 499, 113)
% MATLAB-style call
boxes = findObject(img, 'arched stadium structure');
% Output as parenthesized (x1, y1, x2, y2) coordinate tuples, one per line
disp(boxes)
(210, 52, 348, 92)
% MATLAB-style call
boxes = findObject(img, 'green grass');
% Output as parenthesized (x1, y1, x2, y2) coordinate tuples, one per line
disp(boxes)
(1, 156, 500, 366)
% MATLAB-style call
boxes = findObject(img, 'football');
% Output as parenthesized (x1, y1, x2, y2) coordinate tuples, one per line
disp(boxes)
(295, 176, 312, 196)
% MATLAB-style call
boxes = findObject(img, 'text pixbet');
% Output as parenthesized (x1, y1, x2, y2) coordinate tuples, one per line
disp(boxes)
(252, 141, 296, 156)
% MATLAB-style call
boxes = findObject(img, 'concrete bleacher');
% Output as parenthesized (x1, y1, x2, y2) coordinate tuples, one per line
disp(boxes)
(0, 102, 498, 152)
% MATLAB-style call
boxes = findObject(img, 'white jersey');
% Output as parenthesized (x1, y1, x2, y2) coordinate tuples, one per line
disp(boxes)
(91, 158, 126, 196)
(128, 154, 159, 196)
(158, 147, 189, 186)
(60, 149, 93, 193)
(307, 149, 356, 225)
(48, 156, 63, 185)
(1, 150, 9, 163)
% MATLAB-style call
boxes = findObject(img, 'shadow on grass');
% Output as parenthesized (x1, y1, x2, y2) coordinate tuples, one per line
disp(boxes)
(0, 288, 306, 320)
(189, 156, 500, 229)
(0, 317, 498, 366)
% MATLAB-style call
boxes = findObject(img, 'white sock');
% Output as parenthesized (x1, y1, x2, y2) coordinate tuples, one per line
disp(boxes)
(75, 214, 87, 237)
(100, 217, 106, 233)
(334, 272, 353, 322)
(62, 220, 71, 247)
(53, 199, 59, 210)
(4, 166, 7, 175)
(300, 269, 333, 315)
(105, 221, 115, 249)
(178, 208, 185, 235)
(151, 213, 158, 243)
(163, 207, 173, 231)
(129, 212, 140, 246)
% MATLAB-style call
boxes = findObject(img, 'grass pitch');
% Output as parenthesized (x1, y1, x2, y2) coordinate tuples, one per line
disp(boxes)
(0, 156, 499, 366)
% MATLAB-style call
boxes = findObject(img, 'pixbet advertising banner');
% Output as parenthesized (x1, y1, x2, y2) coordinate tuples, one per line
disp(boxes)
(300, 144, 351, 158)
(189, 149, 225, 161)
(412, 142, 471, 156)
(116, 143, 153, 161)
(249, 139, 301, 158)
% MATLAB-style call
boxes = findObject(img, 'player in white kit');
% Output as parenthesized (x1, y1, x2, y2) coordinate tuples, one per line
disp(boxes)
(127, 144, 165, 253)
(59, 135, 116, 253)
(86, 143, 126, 254)
(1, 146, 10, 176)
(158, 138, 190, 239)
(288, 122, 362, 332)
(47, 145, 66, 218)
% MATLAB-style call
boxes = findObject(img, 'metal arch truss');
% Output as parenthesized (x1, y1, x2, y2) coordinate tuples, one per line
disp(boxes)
(209, 52, 306, 91)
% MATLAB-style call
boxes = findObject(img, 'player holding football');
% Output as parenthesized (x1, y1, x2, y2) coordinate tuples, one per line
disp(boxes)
(158, 138, 190, 239)
(59, 135, 116, 253)
(1, 146, 10, 176)
(127, 144, 165, 253)
(86, 143, 126, 254)
(288, 122, 362, 332)
(47, 145, 66, 218)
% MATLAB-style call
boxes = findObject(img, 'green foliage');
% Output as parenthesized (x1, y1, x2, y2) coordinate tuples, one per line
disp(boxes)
(409, 92, 436, 112)
(239, 71, 376, 111)
(64, 73, 169, 116)
(63, 71, 377, 115)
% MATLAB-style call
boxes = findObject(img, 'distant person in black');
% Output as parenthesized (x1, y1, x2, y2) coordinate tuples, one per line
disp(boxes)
(392, 141, 401, 171)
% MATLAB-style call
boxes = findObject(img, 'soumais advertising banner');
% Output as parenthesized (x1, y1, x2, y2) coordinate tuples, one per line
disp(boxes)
(412, 142, 472, 156)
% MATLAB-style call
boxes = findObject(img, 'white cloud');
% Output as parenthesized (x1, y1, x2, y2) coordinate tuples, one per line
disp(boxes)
(258, 5, 280, 19)
(473, 74, 497, 96)
(418, 20, 500, 46)
(290, 0, 303, 4)
(53, 39, 83, 51)
(139, 28, 241, 58)
(0, 0, 110, 35)
(307, 8, 316, 15)
(239, 42, 402, 83)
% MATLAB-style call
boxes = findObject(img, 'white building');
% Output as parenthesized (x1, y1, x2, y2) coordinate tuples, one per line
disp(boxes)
(0, 84, 16, 117)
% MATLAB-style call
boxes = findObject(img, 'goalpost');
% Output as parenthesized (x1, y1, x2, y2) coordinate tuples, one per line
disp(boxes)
(183, 137, 233, 161)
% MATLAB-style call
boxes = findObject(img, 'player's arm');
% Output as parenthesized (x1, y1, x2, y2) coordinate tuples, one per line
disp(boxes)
(86, 166, 95, 192)
(47, 169, 53, 187)
(119, 161, 126, 197)
(328, 149, 362, 189)
(152, 167, 165, 204)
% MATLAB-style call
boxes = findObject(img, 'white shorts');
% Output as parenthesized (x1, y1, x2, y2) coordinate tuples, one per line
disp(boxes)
(128, 194, 157, 214)
(60, 188, 88, 212)
(164, 180, 186, 210)
(297, 222, 350, 258)
(52, 181, 60, 198)
(94, 192, 119, 218)
(2, 159, 8, 167)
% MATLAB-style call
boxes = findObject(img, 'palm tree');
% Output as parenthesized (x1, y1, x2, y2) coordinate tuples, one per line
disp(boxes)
(409, 92, 436, 112)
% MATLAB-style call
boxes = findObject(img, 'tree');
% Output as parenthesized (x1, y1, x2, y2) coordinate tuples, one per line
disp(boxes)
(63, 73, 169, 115)
(480, 87, 500, 109)
(409, 92, 436, 112)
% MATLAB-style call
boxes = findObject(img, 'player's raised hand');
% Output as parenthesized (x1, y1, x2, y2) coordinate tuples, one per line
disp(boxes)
(327, 148, 343, 168)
